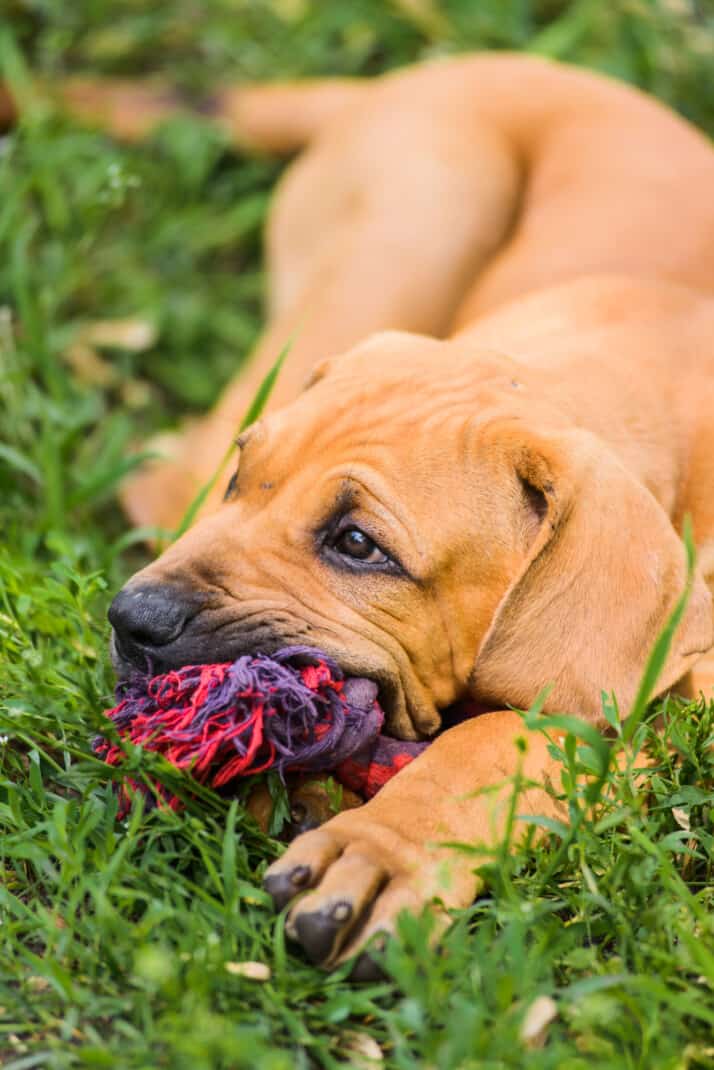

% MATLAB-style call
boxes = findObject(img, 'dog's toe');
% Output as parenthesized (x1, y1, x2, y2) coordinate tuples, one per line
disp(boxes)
(284, 848, 386, 965)
(263, 828, 344, 909)
(291, 900, 353, 964)
(263, 863, 313, 910)
(263, 807, 467, 974)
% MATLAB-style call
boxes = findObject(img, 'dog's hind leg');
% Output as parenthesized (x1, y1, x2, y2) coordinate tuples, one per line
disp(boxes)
(0, 75, 367, 154)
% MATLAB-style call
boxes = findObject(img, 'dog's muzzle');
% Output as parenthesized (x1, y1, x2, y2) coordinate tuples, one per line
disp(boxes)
(108, 582, 209, 674)
(107, 581, 410, 734)
(107, 581, 303, 678)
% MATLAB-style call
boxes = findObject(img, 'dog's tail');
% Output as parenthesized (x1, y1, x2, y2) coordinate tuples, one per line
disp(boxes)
(0, 75, 366, 154)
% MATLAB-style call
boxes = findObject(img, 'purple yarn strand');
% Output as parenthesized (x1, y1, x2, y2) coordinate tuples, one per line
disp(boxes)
(99, 646, 388, 778)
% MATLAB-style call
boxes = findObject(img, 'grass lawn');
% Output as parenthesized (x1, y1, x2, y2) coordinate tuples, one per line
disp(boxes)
(2, 2, 714, 1066)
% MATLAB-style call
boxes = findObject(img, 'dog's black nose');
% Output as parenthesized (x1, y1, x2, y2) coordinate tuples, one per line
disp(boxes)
(108, 583, 197, 667)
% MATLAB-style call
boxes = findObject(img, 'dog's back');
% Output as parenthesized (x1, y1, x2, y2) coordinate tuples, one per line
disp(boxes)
(17, 54, 714, 544)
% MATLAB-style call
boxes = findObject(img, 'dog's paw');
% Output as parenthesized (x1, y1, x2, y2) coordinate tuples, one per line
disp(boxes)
(262, 808, 471, 977)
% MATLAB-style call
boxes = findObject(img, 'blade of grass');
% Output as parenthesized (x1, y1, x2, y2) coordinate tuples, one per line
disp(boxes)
(172, 340, 290, 540)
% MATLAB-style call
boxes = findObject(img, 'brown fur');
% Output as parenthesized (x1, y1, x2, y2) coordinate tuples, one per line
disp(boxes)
(31, 54, 714, 968)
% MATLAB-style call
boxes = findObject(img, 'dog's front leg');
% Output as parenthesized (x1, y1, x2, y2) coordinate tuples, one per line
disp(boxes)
(263, 710, 566, 975)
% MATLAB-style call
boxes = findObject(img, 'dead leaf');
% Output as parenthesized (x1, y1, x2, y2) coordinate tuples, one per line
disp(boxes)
(338, 1029, 383, 1068)
(520, 995, 558, 1049)
(64, 342, 118, 387)
(672, 806, 690, 831)
(224, 960, 271, 981)
(81, 318, 157, 351)
(120, 378, 153, 409)
(63, 317, 157, 391)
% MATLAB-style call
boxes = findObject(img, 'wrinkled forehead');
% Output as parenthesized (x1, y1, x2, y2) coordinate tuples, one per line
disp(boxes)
(239, 388, 440, 496)
(237, 406, 431, 505)
(239, 336, 516, 481)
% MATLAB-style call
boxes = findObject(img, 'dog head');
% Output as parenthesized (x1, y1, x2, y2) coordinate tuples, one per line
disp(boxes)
(109, 331, 712, 737)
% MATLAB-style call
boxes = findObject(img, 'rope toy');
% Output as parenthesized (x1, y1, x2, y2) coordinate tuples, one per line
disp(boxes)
(95, 646, 430, 813)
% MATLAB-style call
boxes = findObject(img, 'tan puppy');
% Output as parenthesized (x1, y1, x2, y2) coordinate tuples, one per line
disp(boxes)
(38, 55, 714, 973)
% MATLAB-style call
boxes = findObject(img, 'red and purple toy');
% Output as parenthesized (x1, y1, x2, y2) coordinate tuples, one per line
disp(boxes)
(96, 647, 430, 812)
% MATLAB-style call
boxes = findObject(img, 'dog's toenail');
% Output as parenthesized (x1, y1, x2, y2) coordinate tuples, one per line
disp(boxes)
(293, 910, 342, 964)
(264, 864, 311, 910)
(350, 950, 387, 983)
(291, 864, 311, 886)
(330, 901, 352, 923)
(263, 872, 294, 911)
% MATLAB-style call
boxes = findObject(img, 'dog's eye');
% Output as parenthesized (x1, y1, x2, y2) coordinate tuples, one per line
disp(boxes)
(331, 526, 389, 565)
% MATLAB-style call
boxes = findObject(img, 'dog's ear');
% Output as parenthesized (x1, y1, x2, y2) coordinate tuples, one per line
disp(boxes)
(471, 426, 712, 719)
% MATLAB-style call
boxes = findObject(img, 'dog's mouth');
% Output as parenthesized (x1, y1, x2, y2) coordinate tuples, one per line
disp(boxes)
(109, 625, 417, 739)
(107, 576, 431, 734)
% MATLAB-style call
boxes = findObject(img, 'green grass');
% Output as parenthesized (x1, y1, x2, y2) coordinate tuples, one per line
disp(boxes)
(2, 1, 714, 1066)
